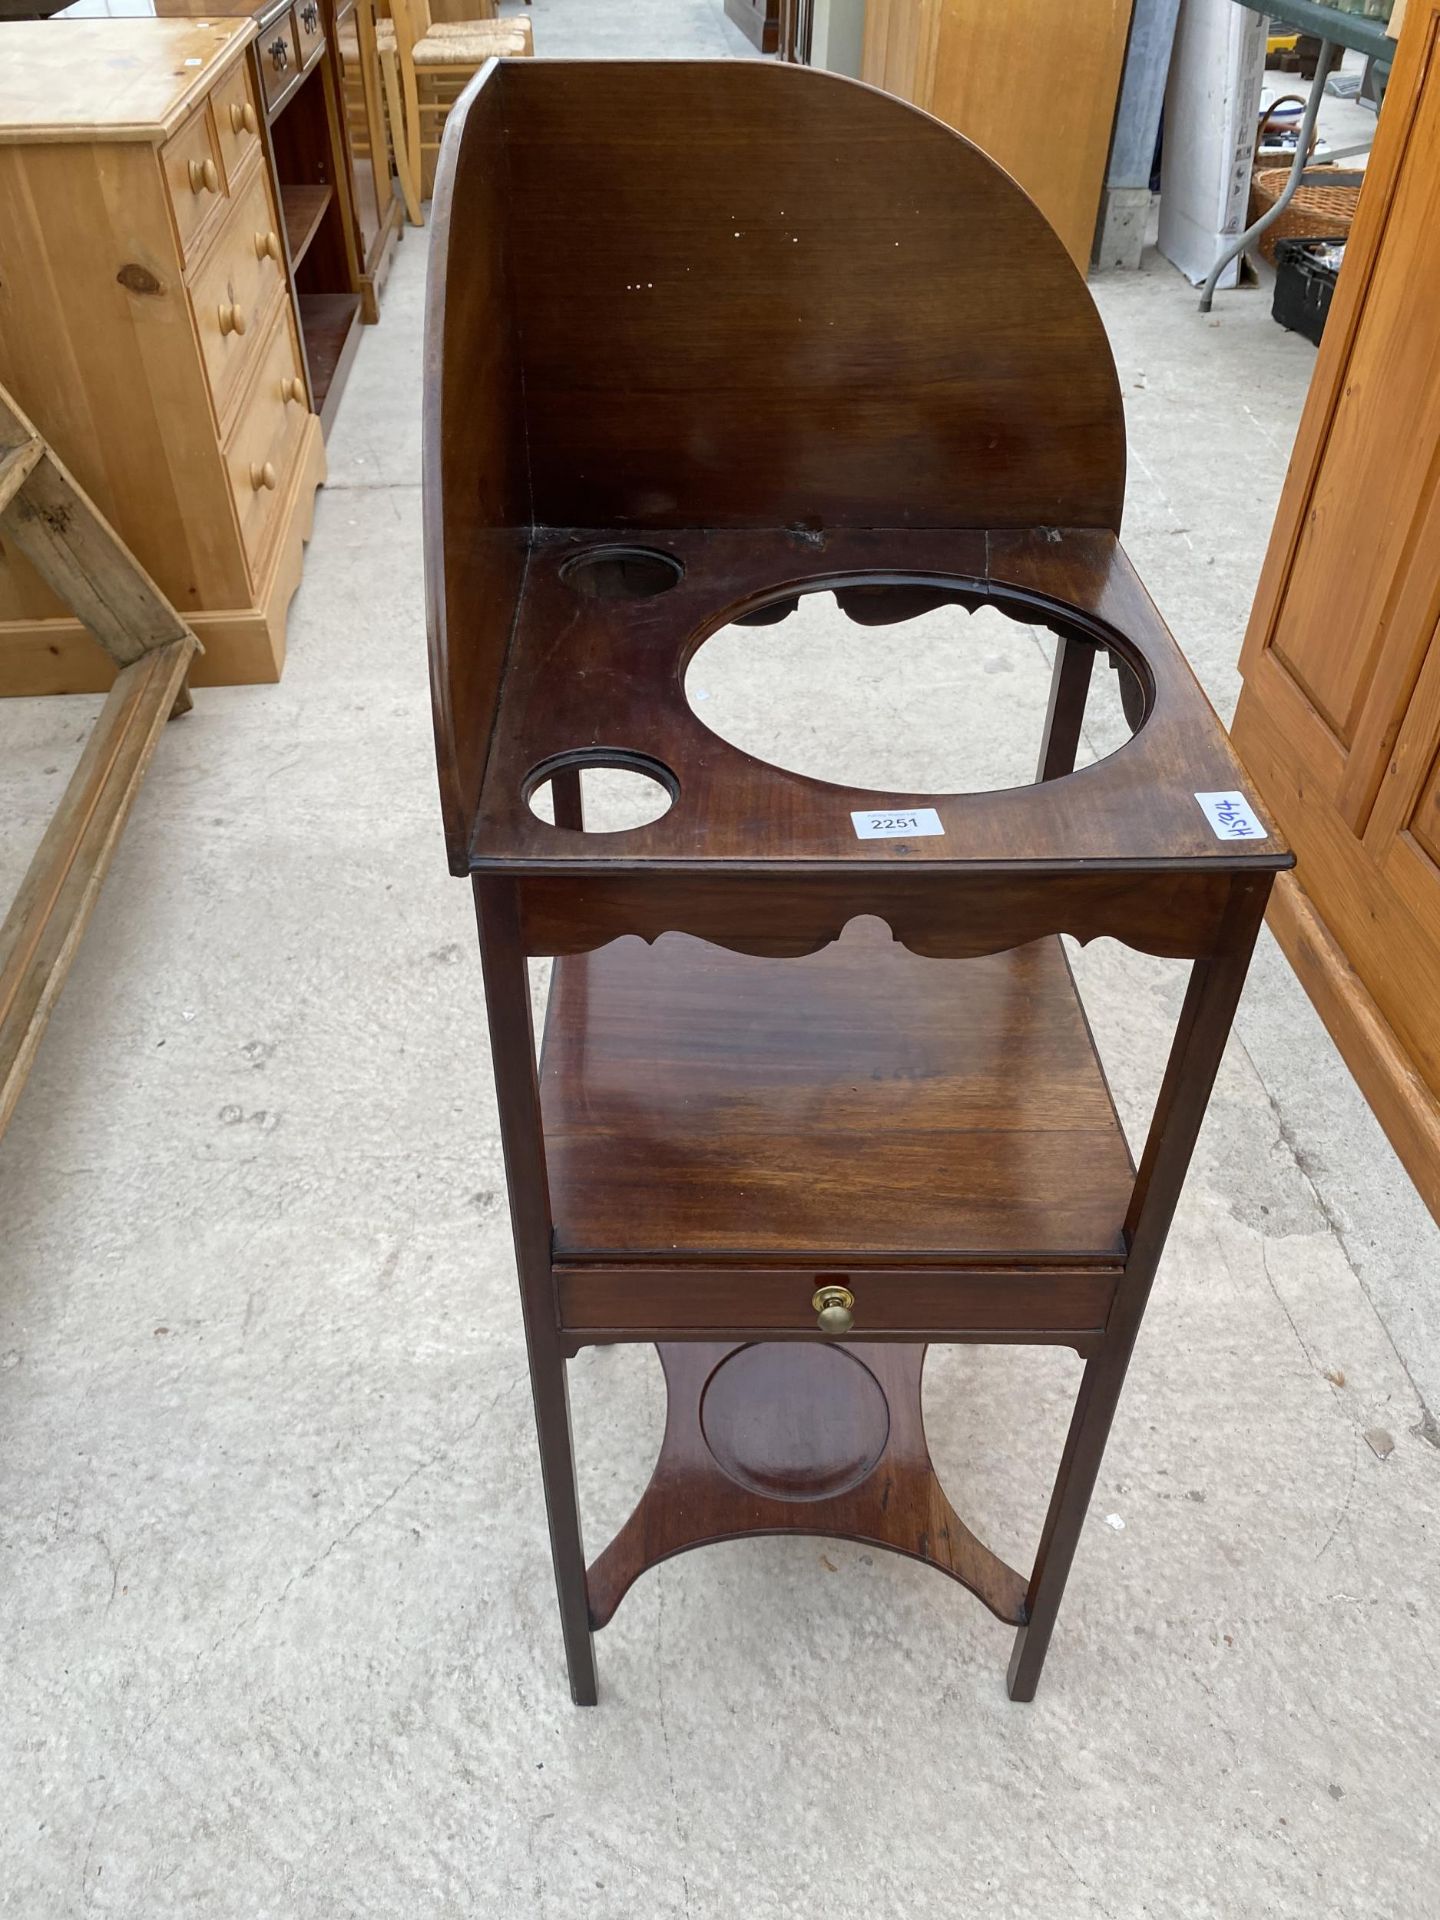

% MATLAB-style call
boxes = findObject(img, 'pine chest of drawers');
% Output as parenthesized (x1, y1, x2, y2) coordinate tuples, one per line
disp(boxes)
(0, 19, 327, 690)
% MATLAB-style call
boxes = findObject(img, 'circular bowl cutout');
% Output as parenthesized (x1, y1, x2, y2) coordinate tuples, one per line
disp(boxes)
(525, 750, 678, 833)
(685, 586, 1140, 796)
(559, 545, 683, 602)
(700, 1344, 890, 1502)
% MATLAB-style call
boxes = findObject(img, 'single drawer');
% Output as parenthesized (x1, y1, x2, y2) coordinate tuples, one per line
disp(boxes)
(294, 0, 325, 67)
(213, 54, 263, 187)
(554, 1265, 1119, 1339)
(190, 165, 288, 424)
(258, 11, 300, 110)
(160, 102, 226, 262)
(223, 304, 310, 571)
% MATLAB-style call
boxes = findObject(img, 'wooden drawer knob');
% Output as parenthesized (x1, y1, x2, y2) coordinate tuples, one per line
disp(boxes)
(281, 375, 307, 405)
(217, 301, 247, 337)
(250, 461, 278, 492)
(812, 1284, 855, 1335)
(254, 229, 282, 263)
(230, 100, 259, 135)
(188, 156, 219, 195)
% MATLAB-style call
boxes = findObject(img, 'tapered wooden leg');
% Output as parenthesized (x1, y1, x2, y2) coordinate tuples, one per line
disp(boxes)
(526, 1340, 599, 1705)
(1006, 1341, 1132, 1700)
(1036, 635, 1095, 781)
(474, 876, 598, 1704)
(1009, 876, 1271, 1700)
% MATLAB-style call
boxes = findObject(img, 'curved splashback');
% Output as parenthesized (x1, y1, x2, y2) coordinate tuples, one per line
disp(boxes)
(424, 59, 1128, 868)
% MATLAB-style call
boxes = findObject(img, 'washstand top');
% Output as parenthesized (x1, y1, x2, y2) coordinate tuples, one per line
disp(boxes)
(423, 60, 1288, 894)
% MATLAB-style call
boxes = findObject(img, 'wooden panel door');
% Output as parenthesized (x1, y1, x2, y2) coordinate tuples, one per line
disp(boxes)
(1232, 0, 1440, 1217)
(860, 0, 941, 106)
(861, 0, 1133, 268)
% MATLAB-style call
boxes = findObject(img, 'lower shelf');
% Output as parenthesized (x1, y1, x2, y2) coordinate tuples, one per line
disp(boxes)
(298, 291, 363, 434)
(540, 919, 1135, 1268)
(587, 1341, 1029, 1630)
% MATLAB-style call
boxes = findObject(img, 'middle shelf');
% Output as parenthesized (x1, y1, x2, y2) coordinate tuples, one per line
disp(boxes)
(281, 181, 332, 271)
(539, 917, 1135, 1271)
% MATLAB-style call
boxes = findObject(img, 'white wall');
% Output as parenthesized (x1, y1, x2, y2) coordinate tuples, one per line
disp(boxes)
(810, 0, 866, 78)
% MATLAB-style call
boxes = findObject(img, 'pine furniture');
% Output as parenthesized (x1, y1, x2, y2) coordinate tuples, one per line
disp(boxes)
(52, 0, 393, 401)
(425, 59, 1290, 1702)
(0, 18, 329, 691)
(857, 0, 1136, 270)
(240, 0, 369, 419)
(1233, 0, 1440, 1222)
(0, 381, 197, 1139)
(52, 0, 402, 325)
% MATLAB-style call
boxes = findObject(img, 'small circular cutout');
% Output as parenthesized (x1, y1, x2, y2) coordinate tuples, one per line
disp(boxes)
(559, 545, 683, 602)
(525, 750, 677, 833)
(700, 1344, 890, 1502)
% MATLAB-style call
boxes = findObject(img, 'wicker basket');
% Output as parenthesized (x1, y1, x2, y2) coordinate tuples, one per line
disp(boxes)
(1248, 167, 1365, 265)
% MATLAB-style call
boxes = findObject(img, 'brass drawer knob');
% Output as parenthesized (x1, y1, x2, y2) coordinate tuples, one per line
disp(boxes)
(188, 156, 219, 195)
(217, 301, 247, 337)
(250, 461, 278, 492)
(812, 1284, 855, 1335)
(254, 229, 282, 262)
(281, 374, 307, 405)
(230, 100, 258, 136)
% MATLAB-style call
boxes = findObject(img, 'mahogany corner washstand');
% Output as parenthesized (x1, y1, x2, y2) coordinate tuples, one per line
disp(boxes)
(422, 59, 1292, 1703)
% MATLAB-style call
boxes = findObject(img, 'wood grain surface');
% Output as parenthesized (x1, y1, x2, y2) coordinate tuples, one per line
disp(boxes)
(497, 61, 1124, 533)
(0, 639, 195, 1136)
(540, 919, 1134, 1263)
(586, 1341, 1030, 1630)
(464, 526, 1288, 882)
(554, 1266, 1117, 1340)
(0, 19, 254, 142)
(925, 0, 1134, 273)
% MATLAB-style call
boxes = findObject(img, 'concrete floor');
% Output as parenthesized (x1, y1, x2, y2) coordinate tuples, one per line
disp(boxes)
(3, 10, 1439, 1917)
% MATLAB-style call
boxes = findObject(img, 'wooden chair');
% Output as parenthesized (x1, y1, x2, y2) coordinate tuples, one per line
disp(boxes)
(427, 0, 531, 18)
(423, 60, 1291, 1705)
(378, 0, 532, 218)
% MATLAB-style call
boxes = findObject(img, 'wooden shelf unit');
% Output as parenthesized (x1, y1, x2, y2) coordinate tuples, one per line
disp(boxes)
(54, 0, 374, 432)
(255, 0, 365, 426)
